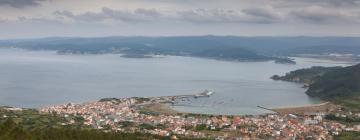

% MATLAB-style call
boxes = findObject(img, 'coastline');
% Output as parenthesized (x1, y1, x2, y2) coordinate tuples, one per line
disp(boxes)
(270, 102, 339, 115)
(144, 100, 336, 116)
(167, 102, 336, 116)
(1, 90, 339, 117)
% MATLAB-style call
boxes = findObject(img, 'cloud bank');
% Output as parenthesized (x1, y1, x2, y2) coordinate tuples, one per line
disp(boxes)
(0, 0, 359, 38)
(0, 0, 45, 8)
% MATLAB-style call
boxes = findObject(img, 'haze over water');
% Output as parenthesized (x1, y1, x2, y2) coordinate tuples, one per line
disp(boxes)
(0, 48, 352, 115)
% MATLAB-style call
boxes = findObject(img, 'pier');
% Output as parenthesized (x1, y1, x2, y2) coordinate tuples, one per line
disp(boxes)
(257, 106, 279, 114)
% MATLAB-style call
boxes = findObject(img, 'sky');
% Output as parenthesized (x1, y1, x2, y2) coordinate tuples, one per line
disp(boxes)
(0, 0, 360, 39)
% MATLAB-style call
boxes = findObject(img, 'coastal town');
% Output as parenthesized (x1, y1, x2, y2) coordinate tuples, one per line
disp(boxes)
(39, 93, 360, 140)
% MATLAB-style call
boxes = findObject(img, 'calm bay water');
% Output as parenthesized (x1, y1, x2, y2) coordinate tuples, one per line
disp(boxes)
(0, 48, 352, 115)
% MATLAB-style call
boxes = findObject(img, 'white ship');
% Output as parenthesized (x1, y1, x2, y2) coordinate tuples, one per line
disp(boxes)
(194, 90, 214, 98)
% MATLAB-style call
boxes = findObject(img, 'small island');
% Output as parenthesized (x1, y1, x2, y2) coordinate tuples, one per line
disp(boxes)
(274, 58, 296, 64)
(120, 54, 154, 58)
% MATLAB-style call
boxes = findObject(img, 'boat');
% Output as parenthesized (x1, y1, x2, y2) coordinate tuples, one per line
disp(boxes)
(194, 90, 214, 98)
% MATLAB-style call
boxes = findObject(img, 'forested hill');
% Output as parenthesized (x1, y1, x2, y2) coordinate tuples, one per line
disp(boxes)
(271, 66, 342, 84)
(272, 64, 360, 109)
(306, 64, 360, 99)
(1, 36, 360, 62)
(1, 36, 360, 55)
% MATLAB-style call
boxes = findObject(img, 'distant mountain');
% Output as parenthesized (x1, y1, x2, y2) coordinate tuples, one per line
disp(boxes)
(192, 48, 271, 61)
(1, 36, 360, 61)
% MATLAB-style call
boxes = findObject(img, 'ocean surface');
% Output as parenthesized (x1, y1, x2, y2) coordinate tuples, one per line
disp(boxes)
(0, 48, 353, 115)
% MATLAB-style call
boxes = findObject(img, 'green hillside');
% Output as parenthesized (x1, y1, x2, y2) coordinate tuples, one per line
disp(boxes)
(271, 66, 342, 84)
(273, 64, 360, 110)
(306, 64, 360, 98)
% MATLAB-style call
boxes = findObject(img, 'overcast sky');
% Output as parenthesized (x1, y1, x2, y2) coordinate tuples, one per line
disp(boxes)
(0, 0, 360, 39)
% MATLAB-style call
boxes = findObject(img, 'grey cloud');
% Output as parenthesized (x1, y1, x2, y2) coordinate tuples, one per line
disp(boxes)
(32, 5, 360, 25)
(54, 7, 162, 23)
(55, 10, 106, 22)
(0, 0, 45, 8)
(53, 11, 74, 18)
(177, 8, 278, 24)
(308, 0, 360, 6)
(101, 7, 161, 22)
(274, 0, 360, 7)
(270, 0, 360, 23)
(323, 0, 360, 6)
(55, 7, 272, 24)
(0, 18, 7, 23)
(56, 7, 278, 24)
(17, 16, 63, 24)
(134, 8, 161, 18)
(54, 10, 106, 22)
(289, 6, 359, 23)
(177, 9, 240, 23)
(242, 7, 282, 22)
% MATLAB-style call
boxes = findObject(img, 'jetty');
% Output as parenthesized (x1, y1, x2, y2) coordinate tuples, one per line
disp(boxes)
(257, 106, 279, 114)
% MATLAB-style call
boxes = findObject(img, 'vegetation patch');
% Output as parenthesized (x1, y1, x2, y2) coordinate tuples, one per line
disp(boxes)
(334, 131, 360, 140)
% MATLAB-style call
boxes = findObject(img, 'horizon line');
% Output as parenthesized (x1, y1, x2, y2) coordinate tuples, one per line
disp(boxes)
(2, 34, 360, 41)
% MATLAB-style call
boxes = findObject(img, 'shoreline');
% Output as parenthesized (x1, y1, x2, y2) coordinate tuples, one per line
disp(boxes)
(146, 100, 336, 116)
(6, 98, 335, 116)
(166, 102, 335, 116)
(270, 102, 340, 115)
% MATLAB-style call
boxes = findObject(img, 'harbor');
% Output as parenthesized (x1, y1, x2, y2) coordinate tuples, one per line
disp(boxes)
(146, 90, 215, 104)
(38, 93, 357, 139)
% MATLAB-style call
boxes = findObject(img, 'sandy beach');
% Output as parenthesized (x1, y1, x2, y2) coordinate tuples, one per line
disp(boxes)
(271, 102, 339, 114)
